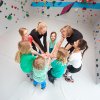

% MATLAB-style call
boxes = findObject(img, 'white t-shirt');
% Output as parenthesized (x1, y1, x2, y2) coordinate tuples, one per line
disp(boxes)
(68, 52, 82, 68)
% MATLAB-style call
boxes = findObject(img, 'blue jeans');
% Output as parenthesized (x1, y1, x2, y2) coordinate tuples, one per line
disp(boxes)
(33, 80, 46, 89)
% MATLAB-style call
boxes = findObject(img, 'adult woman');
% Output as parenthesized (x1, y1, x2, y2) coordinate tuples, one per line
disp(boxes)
(30, 21, 47, 53)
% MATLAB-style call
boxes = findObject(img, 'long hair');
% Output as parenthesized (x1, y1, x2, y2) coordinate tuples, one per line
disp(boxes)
(50, 32, 57, 40)
(15, 41, 31, 63)
(33, 56, 45, 70)
(57, 47, 69, 63)
(78, 39, 88, 57)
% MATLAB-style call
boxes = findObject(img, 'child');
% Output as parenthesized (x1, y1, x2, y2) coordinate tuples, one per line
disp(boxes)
(48, 32, 57, 53)
(48, 47, 69, 84)
(15, 41, 37, 80)
(19, 28, 44, 53)
(63, 39, 88, 82)
(50, 36, 65, 58)
(32, 56, 50, 89)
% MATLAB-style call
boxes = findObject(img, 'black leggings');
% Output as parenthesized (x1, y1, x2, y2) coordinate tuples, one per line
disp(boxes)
(47, 69, 56, 84)
(66, 65, 82, 73)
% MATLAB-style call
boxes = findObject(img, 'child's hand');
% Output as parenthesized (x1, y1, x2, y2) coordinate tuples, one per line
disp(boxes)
(40, 53, 48, 59)
(45, 52, 50, 58)
(49, 53, 56, 58)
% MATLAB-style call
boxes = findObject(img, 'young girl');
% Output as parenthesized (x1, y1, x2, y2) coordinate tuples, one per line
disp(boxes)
(19, 27, 44, 53)
(32, 56, 50, 89)
(48, 32, 57, 53)
(63, 39, 88, 82)
(15, 41, 37, 80)
(48, 47, 69, 84)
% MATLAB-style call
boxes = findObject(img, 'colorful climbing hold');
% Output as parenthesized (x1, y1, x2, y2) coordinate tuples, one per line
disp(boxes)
(47, 14, 50, 17)
(42, 11, 44, 14)
(97, 73, 99, 76)
(7, 14, 13, 20)
(5, 27, 8, 29)
(26, 13, 29, 17)
(21, 6, 23, 9)
(56, 14, 60, 16)
(60, 2, 75, 15)
(47, 6, 50, 9)
(96, 64, 98, 67)
(96, 59, 98, 61)
(0, 0, 3, 7)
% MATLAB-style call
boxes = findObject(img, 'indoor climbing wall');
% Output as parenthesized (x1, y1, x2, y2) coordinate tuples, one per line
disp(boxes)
(0, 0, 31, 36)
(93, 21, 100, 84)
(31, 0, 100, 84)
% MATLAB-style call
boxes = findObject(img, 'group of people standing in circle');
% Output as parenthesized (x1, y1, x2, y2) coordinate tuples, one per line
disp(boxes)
(15, 21, 88, 90)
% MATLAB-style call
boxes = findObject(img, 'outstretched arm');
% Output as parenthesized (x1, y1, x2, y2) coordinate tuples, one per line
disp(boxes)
(65, 43, 73, 51)
(50, 37, 65, 58)
(32, 38, 44, 54)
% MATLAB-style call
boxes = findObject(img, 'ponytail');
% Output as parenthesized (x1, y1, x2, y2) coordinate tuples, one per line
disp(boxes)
(82, 45, 88, 57)
(15, 50, 21, 63)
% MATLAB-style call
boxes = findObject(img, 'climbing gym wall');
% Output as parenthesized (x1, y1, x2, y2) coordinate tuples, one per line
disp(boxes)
(0, 0, 100, 36)
(93, 21, 100, 84)
(0, 0, 100, 85)
(0, 0, 31, 36)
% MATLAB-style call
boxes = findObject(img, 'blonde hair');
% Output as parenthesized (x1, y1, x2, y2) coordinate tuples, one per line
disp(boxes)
(15, 41, 31, 63)
(33, 56, 45, 70)
(37, 21, 47, 30)
(61, 25, 74, 37)
(57, 47, 69, 63)
(19, 28, 28, 36)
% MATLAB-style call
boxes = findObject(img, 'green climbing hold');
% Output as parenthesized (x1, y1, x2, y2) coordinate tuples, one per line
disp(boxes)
(21, 6, 23, 9)
(7, 14, 12, 20)
(26, 13, 29, 17)
(47, 6, 50, 9)
(52, 1, 56, 4)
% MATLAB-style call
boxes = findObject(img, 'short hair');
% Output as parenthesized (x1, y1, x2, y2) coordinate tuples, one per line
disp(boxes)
(19, 41, 31, 54)
(33, 56, 45, 70)
(19, 28, 28, 36)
